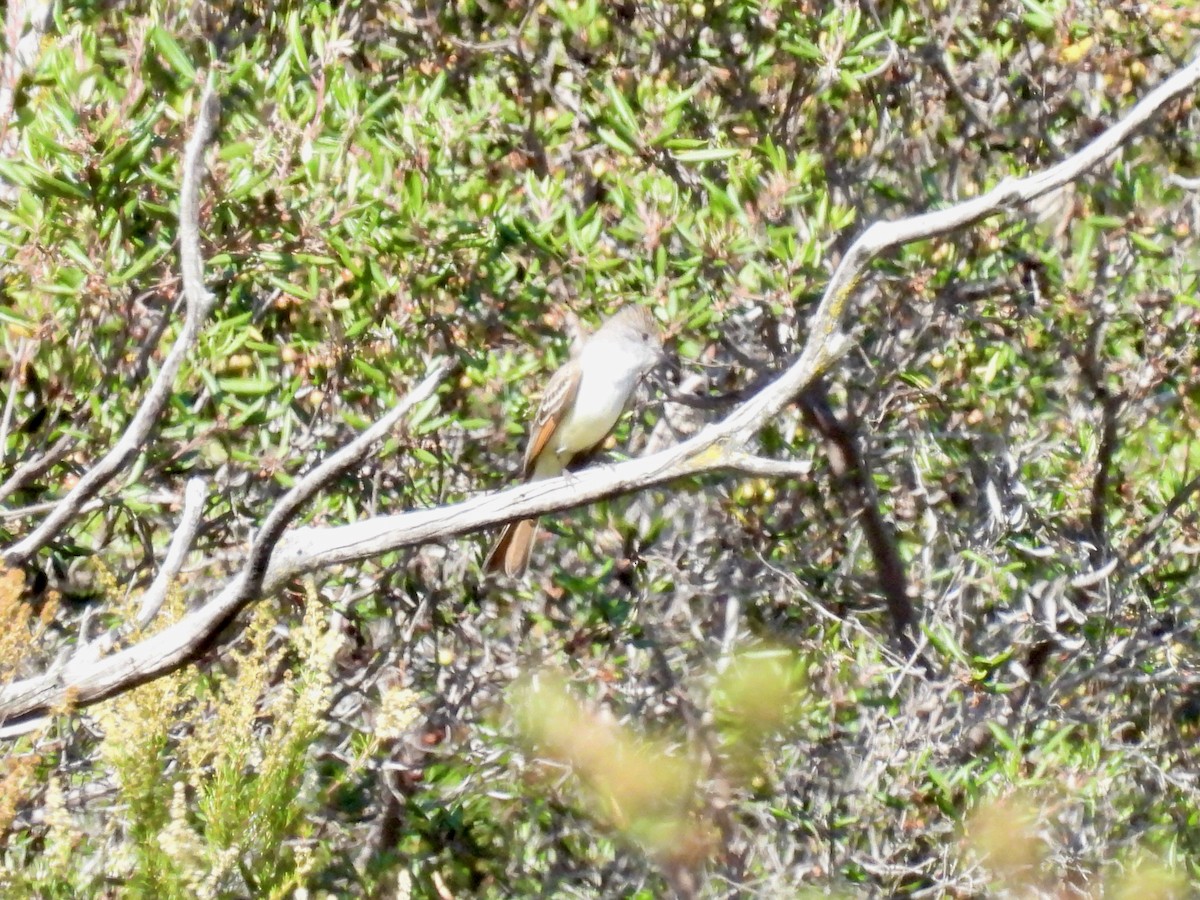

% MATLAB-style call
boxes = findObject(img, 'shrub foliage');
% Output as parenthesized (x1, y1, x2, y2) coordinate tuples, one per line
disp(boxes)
(2, 0, 1200, 896)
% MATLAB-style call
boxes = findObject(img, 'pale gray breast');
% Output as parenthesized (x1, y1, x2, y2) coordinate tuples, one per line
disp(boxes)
(553, 340, 644, 455)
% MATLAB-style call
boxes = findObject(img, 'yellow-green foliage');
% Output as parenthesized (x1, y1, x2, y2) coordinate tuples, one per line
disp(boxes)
(0, 568, 58, 683)
(0, 582, 345, 899)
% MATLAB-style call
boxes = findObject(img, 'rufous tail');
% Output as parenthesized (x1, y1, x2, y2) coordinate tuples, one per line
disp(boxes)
(484, 518, 538, 577)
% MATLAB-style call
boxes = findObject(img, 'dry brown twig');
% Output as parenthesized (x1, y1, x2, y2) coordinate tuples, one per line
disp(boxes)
(2, 52, 1200, 731)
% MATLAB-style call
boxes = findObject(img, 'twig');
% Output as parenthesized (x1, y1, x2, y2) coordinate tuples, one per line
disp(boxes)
(0, 488, 183, 521)
(448, 0, 537, 53)
(717, 49, 1200, 453)
(1167, 172, 1200, 190)
(0, 337, 27, 459)
(1016, 468, 1200, 712)
(1124, 474, 1200, 565)
(859, 39, 899, 83)
(2, 77, 220, 568)
(232, 358, 451, 613)
(800, 383, 929, 670)
(0, 434, 75, 509)
(67, 480, 206, 666)
(1023, 304, 1127, 693)
(135, 477, 207, 628)
(721, 453, 813, 479)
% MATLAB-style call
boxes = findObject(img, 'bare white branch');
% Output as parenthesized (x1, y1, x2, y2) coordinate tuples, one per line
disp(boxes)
(0, 362, 449, 730)
(234, 357, 452, 606)
(1167, 172, 1200, 191)
(0, 435, 75, 509)
(0, 337, 28, 463)
(63, 480, 206, 670)
(2, 77, 220, 568)
(0, 489, 183, 522)
(721, 453, 814, 479)
(136, 477, 208, 628)
(719, 50, 1200, 446)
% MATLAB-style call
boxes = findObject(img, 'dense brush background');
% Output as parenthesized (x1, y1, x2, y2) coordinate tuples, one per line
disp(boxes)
(2, 0, 1200, 896)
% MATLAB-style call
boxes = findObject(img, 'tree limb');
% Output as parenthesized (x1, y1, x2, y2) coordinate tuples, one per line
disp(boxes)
(799, 383, 929, 670)
(63, 480, 207, 671)
(2, 76, 220, 568)
(718, 49, 1200, 450)
(0, 434, 74, 509)
(0, 362, 449, 730)
(230, 357, 452, 619)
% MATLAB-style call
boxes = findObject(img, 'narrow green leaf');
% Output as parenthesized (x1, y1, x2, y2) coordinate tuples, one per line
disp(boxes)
(112, 245, 166, 285)
(671, 147, 739, 163)
(1129, 232, 1167, 256)
(150, 26, 197, 78)
(596, 127, 637, 156)
(604, 78, 640, 137)
(218, 377, 278, 396)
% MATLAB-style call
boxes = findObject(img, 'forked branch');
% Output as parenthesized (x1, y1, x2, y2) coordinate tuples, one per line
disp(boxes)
(2, 77, 221, 568)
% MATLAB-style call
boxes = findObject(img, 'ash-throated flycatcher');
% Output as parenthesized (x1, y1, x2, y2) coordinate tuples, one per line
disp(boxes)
(485, 305, 665, 577)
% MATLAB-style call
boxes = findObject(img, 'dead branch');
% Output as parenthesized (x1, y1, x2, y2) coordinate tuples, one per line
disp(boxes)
(0, 435, 74, 509)
(136, 477, 208, 628)
(718, 50, 1200, 450)
(1125, 474, 1200, 566)
(0, 362, 449, 731)
(1, 77, 220, 568)
(230, 357, 452, 618)
(800, 383, 930, 671)
(0, 337, 27, 455)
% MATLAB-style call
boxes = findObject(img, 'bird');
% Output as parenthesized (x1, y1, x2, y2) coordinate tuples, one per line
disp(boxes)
(484, 305, 665, 578)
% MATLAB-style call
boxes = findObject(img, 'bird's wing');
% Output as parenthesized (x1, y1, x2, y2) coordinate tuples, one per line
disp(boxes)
(522, 358, 582, 479)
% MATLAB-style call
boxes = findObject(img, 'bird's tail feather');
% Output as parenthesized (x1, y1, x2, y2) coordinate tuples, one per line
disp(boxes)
(484, 518, 538, 577)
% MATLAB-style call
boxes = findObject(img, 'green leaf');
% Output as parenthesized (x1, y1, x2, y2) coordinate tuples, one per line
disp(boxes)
(353, 357, 388, 388)
(0, 307, 35, 331)
(286, 11, 308, 68)
(604, 77, 640, 137)
(218, 377, 278, 396)
(411, 446, 439, 466)
(263, 274, 317, 301)
(1129, 232, 1167, 256)
(150, 26, 197, 78)
(596, 126, 637, 156)
(783, 39, 822, 61)
(112, 245, 166, 285)
(1020, 0, 1057, 31)
(671, 147, 739, 163)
